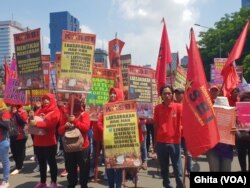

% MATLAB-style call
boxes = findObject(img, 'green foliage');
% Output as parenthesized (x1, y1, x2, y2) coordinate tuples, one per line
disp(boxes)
(243, 54, 250, 82)
(198, 8, 250, 82)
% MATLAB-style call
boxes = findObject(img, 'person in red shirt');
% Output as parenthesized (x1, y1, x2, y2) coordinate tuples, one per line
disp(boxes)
(227, 87, 240, 107)
(9, 105, 28, 175)
(29, 94, 60, 188)
(58, 95, 90, 188)
(209, 85, 220, 104)
(154, 85, 183, 188)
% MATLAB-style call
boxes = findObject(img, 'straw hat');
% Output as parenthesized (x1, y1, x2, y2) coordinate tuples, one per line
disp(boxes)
(214, 96, 230, 107)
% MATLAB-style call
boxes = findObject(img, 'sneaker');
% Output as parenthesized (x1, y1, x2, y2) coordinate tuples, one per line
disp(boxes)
(50, 182, 58, 188)
(30, 155, 36, 161)
(60, 169, 68, 177)
(33, 182, 47, 188)
(33, 165, 40, 173)
(0, 181, 10, 188)
(10, 169, 21, 175)
(47, 164, 50, 173)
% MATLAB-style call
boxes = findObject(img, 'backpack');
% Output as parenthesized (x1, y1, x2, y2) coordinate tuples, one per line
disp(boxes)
(9, 118, 19, 139)
(62, 127, 83, 152)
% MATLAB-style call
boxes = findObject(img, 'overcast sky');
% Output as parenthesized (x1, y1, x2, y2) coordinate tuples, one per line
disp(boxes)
(0, 0, 241, 69)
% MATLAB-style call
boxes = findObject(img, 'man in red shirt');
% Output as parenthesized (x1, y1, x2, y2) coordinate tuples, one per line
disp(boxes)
(154, 85, 183, 188)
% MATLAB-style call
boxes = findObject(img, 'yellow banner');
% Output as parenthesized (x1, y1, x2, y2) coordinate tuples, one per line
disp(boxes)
(0, 98, 8, 111)
(103, 100, 141, 168)
(57, 31, 96, 92)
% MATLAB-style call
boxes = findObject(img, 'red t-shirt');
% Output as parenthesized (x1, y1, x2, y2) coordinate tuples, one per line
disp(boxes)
(153, 102, 182, 144)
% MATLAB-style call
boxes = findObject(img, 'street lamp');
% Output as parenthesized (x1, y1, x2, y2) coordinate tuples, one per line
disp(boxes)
(194, 23, 222, 58)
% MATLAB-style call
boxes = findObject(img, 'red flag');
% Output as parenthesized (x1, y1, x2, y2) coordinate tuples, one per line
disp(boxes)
(182, 28, 219, 157)
(4, 58, 10, 85)
(221, 20, 250, 96)
(155, 19, 172, 96)
(108, 37, 125, 90)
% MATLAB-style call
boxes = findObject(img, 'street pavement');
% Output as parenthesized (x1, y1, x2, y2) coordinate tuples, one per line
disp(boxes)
(2, 136, 241, 188)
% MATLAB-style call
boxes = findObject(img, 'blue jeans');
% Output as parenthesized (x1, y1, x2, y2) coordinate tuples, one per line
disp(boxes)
(106, 168, 122, 188)
(181, 137, 192, 173)
(141, 135, 148, 162)
(206, 148, 232, 172)
(0, 139, 10, 182)
(157, 142, 183, 188)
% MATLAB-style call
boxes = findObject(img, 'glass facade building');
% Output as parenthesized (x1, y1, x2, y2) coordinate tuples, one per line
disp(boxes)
(242, 0, 250, 8)
(0, 21, 25, 65)
(49, 11, 80, 62)
(94, 48, 108, 68)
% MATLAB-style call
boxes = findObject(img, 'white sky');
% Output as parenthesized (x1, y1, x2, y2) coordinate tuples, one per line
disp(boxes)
(0, 0, 241, 69)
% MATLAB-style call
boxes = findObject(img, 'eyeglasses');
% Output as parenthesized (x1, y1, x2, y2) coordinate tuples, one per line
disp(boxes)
(162, 92, 172, 96)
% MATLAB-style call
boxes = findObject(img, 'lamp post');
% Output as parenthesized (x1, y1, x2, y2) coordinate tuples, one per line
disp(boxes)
(194, 23, 222, 58)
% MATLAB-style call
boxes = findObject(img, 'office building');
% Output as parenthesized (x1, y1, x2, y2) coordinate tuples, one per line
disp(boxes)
(0, 20, 26, 65)
(171, 52, 178, 70)
(94, 48, 108, 68)
(242, 0, 250, 8)
(181, 56, 188, 67)
(49, 11, 80, 62)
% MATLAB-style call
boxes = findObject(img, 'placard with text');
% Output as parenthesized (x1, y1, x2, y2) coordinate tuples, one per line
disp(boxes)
(128, 65, 154, 118)
(103, 100, 141, 169)
(14, 28, 44, 89)
(214, 106, 236, 145)
(236, 102, 250, 130)
(57, 30, 96, 93)
(86, 67, 117, 121)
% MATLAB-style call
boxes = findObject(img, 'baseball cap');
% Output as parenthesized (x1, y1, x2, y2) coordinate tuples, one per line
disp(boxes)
(174, 88, 184, 94)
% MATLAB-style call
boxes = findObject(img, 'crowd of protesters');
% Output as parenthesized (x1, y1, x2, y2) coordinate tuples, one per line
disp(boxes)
(0, 85, 250, 188)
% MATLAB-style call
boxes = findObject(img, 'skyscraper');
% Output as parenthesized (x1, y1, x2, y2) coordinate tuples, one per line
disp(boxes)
(49, 11, 80, 62)
(242, 0, 250, 8)
(0, 20, 26, 65)
(94, 48, 108, 68)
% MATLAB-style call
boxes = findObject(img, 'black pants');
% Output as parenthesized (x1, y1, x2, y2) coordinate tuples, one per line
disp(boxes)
(65, 148, 90, 188)
(236, 139, 250, 171)
(10, 138, 27, 169)
(146, 123, 154, 152)
(34, 145, 58, 183)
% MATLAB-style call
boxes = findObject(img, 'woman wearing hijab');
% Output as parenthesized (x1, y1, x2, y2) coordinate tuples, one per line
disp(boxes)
(10, 105, 28, 175)
(29, 94, 60, 188)
(58, 95, 90, 188)
(97, 88, 124, 188)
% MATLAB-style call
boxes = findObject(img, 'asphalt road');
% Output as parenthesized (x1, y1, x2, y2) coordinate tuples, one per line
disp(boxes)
(2, 136, 241, 188)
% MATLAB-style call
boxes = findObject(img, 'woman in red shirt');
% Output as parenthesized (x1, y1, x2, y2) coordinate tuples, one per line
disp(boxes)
(29, 94, 60, 188)
(58, 96, 90, 188)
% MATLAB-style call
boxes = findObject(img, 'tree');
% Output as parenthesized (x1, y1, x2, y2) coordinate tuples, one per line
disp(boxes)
(197, 8, 250, 82)
(243, 54, 250, 78)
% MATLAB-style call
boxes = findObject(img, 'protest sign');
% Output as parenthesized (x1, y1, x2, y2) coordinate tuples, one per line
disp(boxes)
(103, 100, 141, 168)
(57, 30, 96, 93)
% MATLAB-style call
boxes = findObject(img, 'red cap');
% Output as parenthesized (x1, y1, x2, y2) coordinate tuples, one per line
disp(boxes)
(209, 85, 219, 91)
